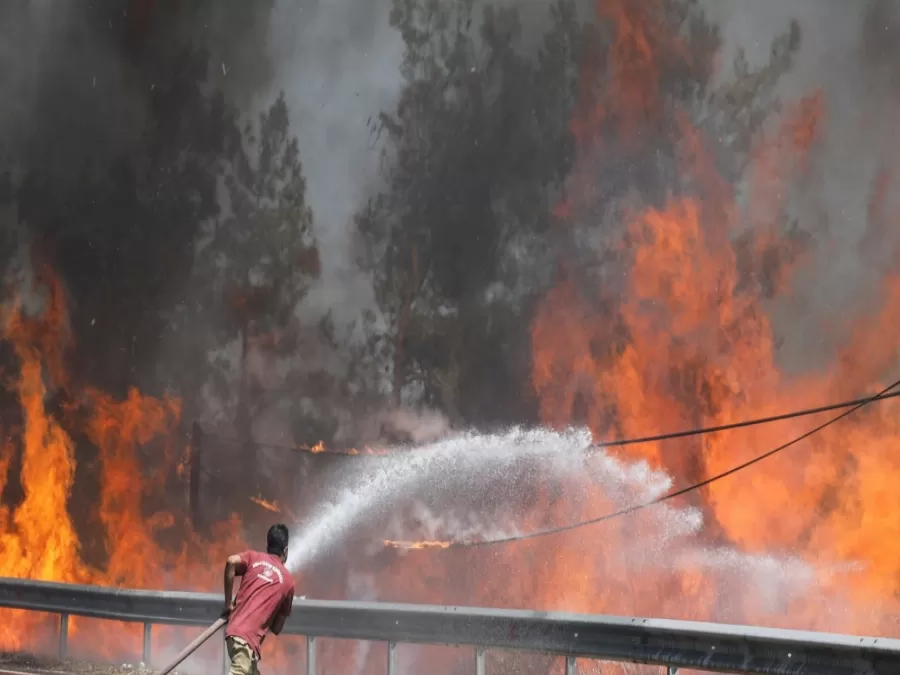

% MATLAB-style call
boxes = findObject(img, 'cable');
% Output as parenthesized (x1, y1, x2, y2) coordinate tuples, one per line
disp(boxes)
(598, 389, 900, 447)
(405, 376, 900, 550)
(204, 388, 900, 456)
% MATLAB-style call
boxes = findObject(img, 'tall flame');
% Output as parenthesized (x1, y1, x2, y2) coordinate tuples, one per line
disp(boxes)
(0, 265, 247, 658)
(361, 7, 900, 672)
(528, 0, 900, 640)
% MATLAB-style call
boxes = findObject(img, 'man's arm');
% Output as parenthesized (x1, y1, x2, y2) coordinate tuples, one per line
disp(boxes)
(223, 554, 247, 614)
(270, 590, 294, 635)
(270, 611, 287, 636)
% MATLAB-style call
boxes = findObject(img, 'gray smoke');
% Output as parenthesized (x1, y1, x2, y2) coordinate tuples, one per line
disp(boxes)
(231, 0, 900, 461)
(263, 0, 403, 330)
(0, 1, 54, 151)
(706, 0, 900, 375)
(262, 0, 893, 357)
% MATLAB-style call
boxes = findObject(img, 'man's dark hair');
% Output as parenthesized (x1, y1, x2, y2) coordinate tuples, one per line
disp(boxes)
(266, 523, 289, 556)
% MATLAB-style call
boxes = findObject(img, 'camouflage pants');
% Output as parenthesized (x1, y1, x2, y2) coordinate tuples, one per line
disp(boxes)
(226, 637, 259, 675)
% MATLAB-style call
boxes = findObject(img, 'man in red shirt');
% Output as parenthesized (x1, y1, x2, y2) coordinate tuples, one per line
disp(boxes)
(223, 524, 296, 675)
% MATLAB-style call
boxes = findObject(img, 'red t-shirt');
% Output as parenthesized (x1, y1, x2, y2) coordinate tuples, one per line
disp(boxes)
(225, 551, 295, 658)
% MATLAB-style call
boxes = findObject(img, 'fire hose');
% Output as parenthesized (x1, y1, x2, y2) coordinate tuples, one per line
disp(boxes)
(155, 616, 228, 675)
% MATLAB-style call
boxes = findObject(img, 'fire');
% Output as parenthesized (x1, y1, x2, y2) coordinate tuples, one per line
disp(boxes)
(250, 496, 281, 513)
(0, 266, 246, 657)
(330, 3, 900, 667)
(289, 441, 385, 456)
(5, 1, 900, 673)
(527, 0, 900, 640)
(384, 539, 452, 551)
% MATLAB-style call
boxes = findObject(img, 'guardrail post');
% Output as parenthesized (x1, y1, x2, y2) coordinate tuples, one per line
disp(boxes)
(387, 641, 397, 675)
(189, 421, 203, 530)
(142, 622, 152, 665)
(667, 668, 678, 674)
(566, 656, 577, 675)
(58, 613, 68, 659)
(306, 636, 316, 675)
(475, 648, 485, 675)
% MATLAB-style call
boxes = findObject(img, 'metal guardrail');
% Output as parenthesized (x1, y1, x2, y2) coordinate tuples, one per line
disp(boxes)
(0, 577, 899, 675)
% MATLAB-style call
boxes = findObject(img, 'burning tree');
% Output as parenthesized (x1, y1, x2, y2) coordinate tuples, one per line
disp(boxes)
(0, 2, 306, 662)
(351, 0, 900, 651)
(7, 0, 900, 671)
(163, 92, 323, 505)
(358, 0, 801, 430)
(358, 0, 585, 424)
(164, 93, 320, 439)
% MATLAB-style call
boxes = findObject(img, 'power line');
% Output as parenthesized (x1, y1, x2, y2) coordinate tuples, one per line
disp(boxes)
(420, 376, 900, 550)
(204, 388, 900, 456)
(599, 389, 900, 447)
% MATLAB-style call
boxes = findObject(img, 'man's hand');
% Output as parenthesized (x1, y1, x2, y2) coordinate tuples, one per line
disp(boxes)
(223, 600, 235, 617)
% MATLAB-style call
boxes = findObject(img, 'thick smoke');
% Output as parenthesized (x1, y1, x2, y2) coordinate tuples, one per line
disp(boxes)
(4, 1, 892, 429)
(0, 1, 275, 171)
(263, 0, 588, 328)
(257, 0, 900, 632)
(265, 0, 403, 327)
(706, 0, 900, 375)
(0, 1, 282, 390)
(0, 2, 54, 155)
(262, 0, 900, 384)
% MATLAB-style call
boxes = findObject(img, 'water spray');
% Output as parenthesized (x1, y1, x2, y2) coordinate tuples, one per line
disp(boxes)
(380, 377, 900, 551)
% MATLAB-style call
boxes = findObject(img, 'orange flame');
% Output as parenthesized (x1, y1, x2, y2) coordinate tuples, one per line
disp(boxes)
(0, 267, 246, 657)
(6, 2, 900, 673)
(250, 496, 281, 513)
(384, 539, 452, 551)
(525, 0, 900, 641)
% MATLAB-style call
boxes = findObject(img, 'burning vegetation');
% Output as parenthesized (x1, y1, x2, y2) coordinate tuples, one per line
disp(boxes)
(2, 0, 900, 673)
(0, 263, 247, 657)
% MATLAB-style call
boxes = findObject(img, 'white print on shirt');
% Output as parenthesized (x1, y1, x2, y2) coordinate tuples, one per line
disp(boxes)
(251, 560, 285, 585)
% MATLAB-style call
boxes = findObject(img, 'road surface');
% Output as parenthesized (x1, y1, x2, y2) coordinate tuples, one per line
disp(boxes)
(0, 655, 154, 675)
